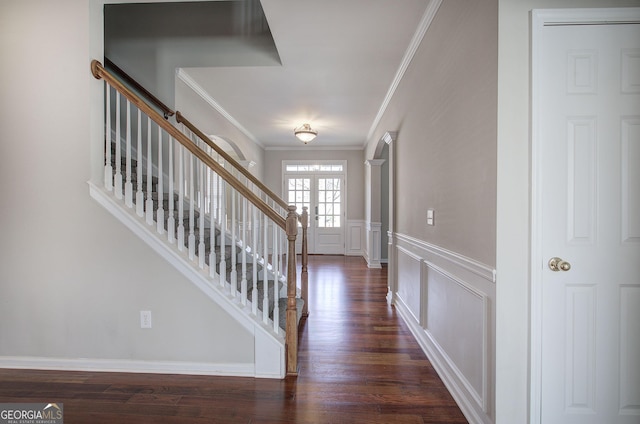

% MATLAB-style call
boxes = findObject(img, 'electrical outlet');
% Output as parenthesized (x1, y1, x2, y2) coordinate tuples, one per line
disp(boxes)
(140, 310, 152, 329)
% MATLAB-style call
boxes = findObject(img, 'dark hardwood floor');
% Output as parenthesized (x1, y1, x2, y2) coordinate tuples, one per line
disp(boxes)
(0, 255, 467, 423)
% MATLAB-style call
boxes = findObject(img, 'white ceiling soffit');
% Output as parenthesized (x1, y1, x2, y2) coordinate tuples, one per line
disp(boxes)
(179, 0, 437, 150)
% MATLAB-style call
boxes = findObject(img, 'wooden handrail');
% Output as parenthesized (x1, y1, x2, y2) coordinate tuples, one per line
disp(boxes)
(92, 60, 285, 230)
(104, 57, 175, 119)
(175, 112, 290, 211)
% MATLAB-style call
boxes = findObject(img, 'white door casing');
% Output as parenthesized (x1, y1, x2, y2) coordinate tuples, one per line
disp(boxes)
(532, 9, 640, 424)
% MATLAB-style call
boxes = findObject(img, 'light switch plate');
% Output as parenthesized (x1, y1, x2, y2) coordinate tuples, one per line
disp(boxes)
(427, 209, 434, 226)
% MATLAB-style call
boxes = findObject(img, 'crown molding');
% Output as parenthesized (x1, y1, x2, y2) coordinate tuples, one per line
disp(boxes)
(383, 131, 397, 145)
(265, 145, 364, 152)
(176, 68, 264, 148)
(365, 0, 443, 145)
(365, 159, 386, 167)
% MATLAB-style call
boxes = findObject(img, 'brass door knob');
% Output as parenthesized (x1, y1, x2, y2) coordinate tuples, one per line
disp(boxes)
(549, 257, 571, 272)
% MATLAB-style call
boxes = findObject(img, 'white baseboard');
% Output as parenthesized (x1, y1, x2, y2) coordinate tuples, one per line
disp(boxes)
(395, 298, 490, 424)
(0, 356, 256, 377)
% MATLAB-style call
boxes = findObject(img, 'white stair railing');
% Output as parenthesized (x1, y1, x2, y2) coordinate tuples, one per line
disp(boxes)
(93, 60, 304, 374)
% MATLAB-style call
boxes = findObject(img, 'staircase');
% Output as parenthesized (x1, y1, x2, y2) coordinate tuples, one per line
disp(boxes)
(90, 60, 308, 378)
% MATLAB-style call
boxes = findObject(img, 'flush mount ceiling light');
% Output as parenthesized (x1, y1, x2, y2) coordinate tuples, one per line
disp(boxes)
(294, 123, 318, 144)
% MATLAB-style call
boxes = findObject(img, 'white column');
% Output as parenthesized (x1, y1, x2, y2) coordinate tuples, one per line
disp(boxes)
(382, 131, 397, 304)
(364, 159, 385, 269)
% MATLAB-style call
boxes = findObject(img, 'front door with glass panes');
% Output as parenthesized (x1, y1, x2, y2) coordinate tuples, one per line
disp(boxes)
(284, 161, 346, 254)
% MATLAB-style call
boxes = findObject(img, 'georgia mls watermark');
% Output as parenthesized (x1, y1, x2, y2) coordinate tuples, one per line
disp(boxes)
(0, 403, 63, 424)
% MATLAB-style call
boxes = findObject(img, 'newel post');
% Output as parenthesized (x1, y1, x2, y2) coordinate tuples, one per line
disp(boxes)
(285, 205, 299, 376)
(301, 207, 309, 317)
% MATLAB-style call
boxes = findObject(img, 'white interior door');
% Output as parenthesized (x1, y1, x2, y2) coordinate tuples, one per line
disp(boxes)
(534, 10, 640, 424)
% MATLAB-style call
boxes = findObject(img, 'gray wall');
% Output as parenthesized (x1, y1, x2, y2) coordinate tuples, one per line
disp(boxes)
(364, 2, 498, 421)
(0, 0, 253, 369)
(175, 77, 266, 179)
(104, 0, 280, 111)
(367, 0, 498, 267)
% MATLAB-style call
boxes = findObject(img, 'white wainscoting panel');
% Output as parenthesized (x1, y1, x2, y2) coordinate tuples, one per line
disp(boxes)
(365, 221, 383, 268)
(346, 220, 365, 256)
(396, 246, 423, 324)
(391, 233, 496, 424)
(425, 264, 487, 407)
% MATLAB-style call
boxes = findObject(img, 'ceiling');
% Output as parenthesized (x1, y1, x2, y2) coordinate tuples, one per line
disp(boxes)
(105, 0, 430, 149)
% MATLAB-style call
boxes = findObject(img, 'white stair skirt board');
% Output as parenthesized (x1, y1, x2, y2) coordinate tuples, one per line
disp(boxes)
(88, 181, 286, 379)
(0, 356, 254, 377)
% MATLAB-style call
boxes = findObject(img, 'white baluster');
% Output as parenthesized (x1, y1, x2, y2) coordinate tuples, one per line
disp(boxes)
(240, 197, 248, 306)
(219, 180, 227, 287)
(279, 229, 285, 295)
(156, 126, 164, 234)
(198, 160, 206, 269)
(272, 222, 279, 332)
(135, 109, 144, 216)
(217, 175, 222, 228)
(124, 100, 133, 208)
(167, 136, 175, 243)
(188, 153, 196, 261)
(262, 213, 269, 324)
(177, 144, 185, 250)
(209, 171, 217, 277)
(230, 190, 237, 298)
(252, 204, 258, 316)
(114, 93, 122, 199)
(104, 84, 113, 191)
(145, 116, 154, 224)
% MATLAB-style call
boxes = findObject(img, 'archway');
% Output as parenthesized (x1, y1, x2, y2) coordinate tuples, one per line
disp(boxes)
(365, 132, 396, 286)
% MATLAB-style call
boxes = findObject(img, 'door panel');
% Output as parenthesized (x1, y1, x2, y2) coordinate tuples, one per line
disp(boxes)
(314, 176, 344, 254)
(537, 16, 640, 424)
